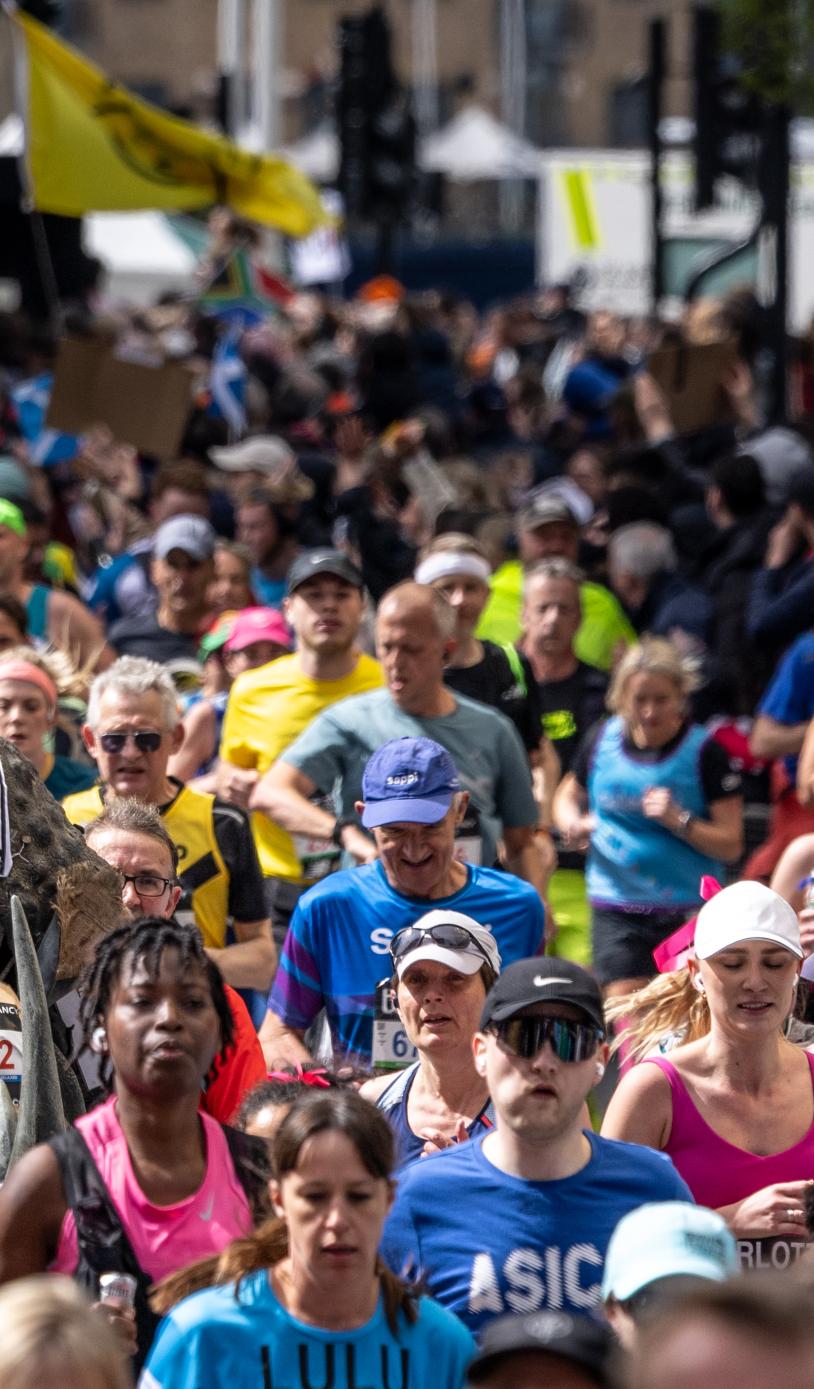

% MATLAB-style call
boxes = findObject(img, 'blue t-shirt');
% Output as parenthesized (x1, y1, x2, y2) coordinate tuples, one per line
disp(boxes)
(380, 1131, 693, 1337)
(281, 688, 538, 869)
(758, 632, 814, 780)
(268, 862, 546, 1067)
(140, 1271, 475, 1389)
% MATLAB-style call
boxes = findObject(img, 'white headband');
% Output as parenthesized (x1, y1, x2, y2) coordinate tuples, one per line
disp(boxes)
(414, 552, 492, 587)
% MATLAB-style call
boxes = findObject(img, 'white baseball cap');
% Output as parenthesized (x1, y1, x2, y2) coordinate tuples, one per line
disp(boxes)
(694, 880, 803, 960)
(390, 909, 502, 979)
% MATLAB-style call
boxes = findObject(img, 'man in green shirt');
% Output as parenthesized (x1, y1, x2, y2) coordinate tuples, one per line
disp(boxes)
(477, 495, 634, 671)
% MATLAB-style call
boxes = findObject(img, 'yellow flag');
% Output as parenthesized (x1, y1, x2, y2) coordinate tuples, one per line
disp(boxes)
(11, 9, 326, 236)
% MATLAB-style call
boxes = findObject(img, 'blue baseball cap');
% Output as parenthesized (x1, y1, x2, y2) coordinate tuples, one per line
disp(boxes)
(361, 737, 461, 829)
(601, 1202, 738, 1303)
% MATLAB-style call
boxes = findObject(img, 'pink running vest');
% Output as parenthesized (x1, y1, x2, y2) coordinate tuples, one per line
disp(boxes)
(50, 1096, 252, 1282)
(644, 1053, 814, 1209)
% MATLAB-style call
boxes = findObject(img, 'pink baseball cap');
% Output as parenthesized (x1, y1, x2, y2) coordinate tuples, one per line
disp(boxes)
(225, 607, 292, 653)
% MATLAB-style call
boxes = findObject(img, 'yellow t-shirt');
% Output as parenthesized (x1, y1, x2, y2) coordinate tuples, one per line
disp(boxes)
(220, 651, 383, 882)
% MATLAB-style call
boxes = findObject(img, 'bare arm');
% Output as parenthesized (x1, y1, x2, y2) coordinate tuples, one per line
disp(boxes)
(531, 735, 561, 827)
(642, 792, 744, 864)
(502, 825, 555, 900)
(749, 714, 808, 759)
(168, 702, 218, 785)
(797, 717, 814, 806)
(600, 1062, 673, 1150)
(207, 918, 277, 991)
(771, 832, 814, 912)
(258, 1006, 313, 1068)
(0, 1144, 67, 1282)
(552, 772, 595, 848)
(250, 761, 377, 863)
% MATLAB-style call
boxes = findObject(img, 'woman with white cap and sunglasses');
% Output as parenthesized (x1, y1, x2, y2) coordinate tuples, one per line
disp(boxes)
(602, 881, 814, 1258)
(361, 910, 501, 1168)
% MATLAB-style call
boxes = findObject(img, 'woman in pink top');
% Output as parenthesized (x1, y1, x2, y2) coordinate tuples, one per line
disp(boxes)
(602, 881, 814, 1266)
(0, 917, 268, 1370)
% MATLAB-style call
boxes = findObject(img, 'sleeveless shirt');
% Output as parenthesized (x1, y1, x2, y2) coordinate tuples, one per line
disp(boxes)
(376, 1062, 494, 1169)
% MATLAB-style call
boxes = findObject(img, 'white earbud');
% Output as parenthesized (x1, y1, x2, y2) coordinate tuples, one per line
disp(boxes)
(595, 1062, 606, 1080)
(693, 976, 706, 995)
(91, 1026, 107, 1054)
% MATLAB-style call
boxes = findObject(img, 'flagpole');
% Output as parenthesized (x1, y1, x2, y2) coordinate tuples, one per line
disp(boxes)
(253, 0, 281, 152)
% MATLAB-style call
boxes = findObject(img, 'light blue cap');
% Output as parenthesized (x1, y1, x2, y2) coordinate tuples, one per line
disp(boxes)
(601, 1202, 738, 1303)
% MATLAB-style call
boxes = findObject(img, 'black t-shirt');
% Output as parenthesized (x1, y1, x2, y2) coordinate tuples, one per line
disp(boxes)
(534, 661, 609, 776)
(108, 614, 199, 664)
(444, 641, 543, 753)
(159, 781, 266, 923)
(572, 719, 743, 803)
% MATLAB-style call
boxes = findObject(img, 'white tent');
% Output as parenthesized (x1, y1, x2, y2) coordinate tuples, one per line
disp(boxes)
(85, 212, 198, 303)
(421, 104, 541, 180)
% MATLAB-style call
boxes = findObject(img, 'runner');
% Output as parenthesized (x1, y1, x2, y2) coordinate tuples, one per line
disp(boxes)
(602, 881, 814, 1271)
(361, 910, 499, 1168)
(0, 919, 269, 1371)
(142, 1090, 476, 1389)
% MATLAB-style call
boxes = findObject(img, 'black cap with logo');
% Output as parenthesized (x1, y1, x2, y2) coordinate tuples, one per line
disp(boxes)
(286, 548, 364, 595)
(468, 1310, 615, 1386)
(480, 956, 605, 1033)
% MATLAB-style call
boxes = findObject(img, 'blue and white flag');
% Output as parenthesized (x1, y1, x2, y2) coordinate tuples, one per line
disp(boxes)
(11, 373, 79, 467)
(208, 326, 247, 437)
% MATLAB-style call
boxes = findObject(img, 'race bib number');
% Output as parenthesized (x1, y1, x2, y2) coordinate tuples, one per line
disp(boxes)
(0, 1002, 23, 1094)
(293, 796, 342, 881)
(371, 980, 418, 1071)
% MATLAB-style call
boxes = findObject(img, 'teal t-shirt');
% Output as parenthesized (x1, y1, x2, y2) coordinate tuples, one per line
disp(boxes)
(281, 689, 538, 867)
(140, 1273, 475, 1389)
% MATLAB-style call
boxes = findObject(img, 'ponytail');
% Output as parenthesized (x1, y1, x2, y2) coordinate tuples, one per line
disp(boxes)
(605, 968, 710, 1062)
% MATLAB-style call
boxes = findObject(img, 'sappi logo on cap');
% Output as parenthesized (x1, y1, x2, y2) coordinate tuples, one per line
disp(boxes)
(385, 772, 420, 788)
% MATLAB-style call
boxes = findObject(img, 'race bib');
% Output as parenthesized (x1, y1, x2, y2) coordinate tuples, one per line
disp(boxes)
(371, 980, 418, 1072)
(0, 1002, 23, 1099)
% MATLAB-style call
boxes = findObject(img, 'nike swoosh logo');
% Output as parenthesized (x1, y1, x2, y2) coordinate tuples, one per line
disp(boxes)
(199, 1195, 215, 1222)
(534, 976, 576, 988)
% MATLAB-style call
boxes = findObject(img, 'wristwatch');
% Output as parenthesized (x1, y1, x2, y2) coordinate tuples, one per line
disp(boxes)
(675, 808, 694, 837)
(331, 815, 357, 846)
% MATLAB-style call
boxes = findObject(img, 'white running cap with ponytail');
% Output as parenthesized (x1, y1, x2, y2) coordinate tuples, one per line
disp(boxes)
(694, 880, 803, 960)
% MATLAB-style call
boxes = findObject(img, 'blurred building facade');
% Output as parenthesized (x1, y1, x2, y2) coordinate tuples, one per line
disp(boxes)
(67, 0, 691, 149)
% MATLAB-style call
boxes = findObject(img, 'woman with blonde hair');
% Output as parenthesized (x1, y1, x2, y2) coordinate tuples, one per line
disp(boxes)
(144, 1089, 475, 1388)
(602, 880, 814, 1259)
(554, 637, 743, 995)
(0, 1275, 130, 1389)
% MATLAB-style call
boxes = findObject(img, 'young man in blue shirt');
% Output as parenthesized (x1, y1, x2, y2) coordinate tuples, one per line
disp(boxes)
(381, 957, 692, 1337)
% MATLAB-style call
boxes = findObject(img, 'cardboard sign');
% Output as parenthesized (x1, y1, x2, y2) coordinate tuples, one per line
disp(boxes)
(47, 338, 195, 458)
(647, 339, 737, 435)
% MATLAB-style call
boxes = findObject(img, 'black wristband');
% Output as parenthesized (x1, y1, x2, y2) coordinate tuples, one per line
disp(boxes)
(331, 815, 357, 846)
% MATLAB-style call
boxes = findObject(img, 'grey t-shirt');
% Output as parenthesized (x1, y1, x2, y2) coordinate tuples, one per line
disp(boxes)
(281, 688, 537, 866)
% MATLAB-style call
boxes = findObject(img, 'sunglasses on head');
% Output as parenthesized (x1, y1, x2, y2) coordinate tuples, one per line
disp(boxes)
(390, 922, 490, 965)
(98, 730, 163, 754)
(492, 1014, 604, 1063)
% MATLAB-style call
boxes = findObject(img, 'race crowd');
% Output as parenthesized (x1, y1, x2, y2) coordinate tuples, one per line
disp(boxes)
(1, 258, 814, 1386)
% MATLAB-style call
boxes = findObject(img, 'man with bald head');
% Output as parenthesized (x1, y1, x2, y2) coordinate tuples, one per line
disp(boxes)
(252, 581, 545, 891)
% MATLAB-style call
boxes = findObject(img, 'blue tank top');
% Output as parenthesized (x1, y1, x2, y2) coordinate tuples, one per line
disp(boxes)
(586, 716, 723, 910)
(376, 1062, 495, 1169)
(179, 690, 229, 776)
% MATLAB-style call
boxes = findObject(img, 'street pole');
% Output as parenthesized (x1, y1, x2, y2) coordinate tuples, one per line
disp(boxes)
(254, 0, 281, 152)
(648, 17, 666, 313)
(760, 103, 791, 423)
(217, 0, 244, 138)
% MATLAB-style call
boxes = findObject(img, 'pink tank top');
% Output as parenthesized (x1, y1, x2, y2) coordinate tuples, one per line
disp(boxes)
(50, 1096, 252, 1282)
(644, 1053, 814, 1209)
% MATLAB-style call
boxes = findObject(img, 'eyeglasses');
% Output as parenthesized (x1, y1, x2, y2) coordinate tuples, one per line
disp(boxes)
(120, 872, 175, 898)
(98, 730, 164, 754)
(390, 922, 490, 965)
(492, 1015, 604, 1063)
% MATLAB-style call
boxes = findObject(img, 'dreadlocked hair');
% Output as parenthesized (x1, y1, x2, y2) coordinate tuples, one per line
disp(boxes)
(76, 916, 234, 1092)
(152, 1089, 421, 1336)
(604, 968, 709, 1063)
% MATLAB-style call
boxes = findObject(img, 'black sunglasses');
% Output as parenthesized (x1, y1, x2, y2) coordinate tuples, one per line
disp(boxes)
(492, 1015, 604, 1063)
(98, 730, 163, 754)
(390, 922, 490, 965)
